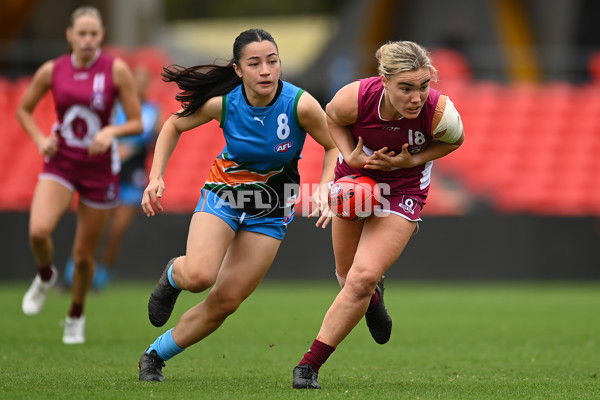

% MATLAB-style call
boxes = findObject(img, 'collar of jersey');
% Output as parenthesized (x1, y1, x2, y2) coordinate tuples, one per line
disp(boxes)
(241, 79, 283, 108)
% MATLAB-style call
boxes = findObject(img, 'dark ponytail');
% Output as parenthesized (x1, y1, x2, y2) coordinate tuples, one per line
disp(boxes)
(163, 28, 278, 117)
(162, 63, 240, 117)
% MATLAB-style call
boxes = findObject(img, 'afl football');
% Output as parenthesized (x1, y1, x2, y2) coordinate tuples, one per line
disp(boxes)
(328, 175, 380, 220)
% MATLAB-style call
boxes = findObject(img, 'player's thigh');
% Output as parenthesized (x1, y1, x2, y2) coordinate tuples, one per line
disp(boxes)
(184, 211, 237, 283)
(29, 178, 74, 236)
(211, 230, 281, 303)
(352, 213, 417, 278)
(332, 217, 365, 277)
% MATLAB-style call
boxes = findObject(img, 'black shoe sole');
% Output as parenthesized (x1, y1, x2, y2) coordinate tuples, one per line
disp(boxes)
(139, 348, 165, 381)
(365, 277, 392, 344)
(148, 257, 181, 327)
(292, 365, 321, 389)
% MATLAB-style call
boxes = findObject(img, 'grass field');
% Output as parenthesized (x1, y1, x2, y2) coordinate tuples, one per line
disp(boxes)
(1, 280, 598, 399)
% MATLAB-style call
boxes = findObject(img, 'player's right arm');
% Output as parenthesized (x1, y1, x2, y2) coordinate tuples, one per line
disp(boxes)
(325, 81, 368, 169)
(142, 95, 222, 216)
(15, 60, 58, 158)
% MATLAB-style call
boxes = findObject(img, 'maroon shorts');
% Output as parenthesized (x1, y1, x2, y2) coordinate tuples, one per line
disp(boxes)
(41, 148, 119, 209)
(374, 189, 424, 221)
(334, 159, 426, 222)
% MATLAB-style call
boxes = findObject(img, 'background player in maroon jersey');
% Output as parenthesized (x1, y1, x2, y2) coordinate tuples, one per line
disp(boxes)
(293, 40, 465, 389)
(16, 6, 142, 344)
(62, 63, 160, 290)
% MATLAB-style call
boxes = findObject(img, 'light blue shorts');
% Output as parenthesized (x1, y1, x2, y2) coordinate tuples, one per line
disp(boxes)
(119, 183, 143, 206)
(194, 188, 293, 240)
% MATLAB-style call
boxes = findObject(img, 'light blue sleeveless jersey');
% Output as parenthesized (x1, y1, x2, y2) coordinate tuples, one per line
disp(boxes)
(205, 81, 308, 216)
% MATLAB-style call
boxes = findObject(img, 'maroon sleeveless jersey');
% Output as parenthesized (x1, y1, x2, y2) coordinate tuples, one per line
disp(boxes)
(335, 76, 444, 198)
(43, 51, 120, 205)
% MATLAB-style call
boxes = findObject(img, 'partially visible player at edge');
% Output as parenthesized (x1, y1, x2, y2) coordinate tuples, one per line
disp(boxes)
(16, 6, 142, 344)
(137, 28, 337, 382)
(292, 40, 465, 389)
(96, 64, 160, 283)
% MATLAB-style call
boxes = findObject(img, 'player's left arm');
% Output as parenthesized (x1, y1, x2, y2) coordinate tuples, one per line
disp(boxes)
(411, 95, 464, 164)
(112, 58, 143, 137)
(297, 91, 338, 227)
(366, 95, 464, 170)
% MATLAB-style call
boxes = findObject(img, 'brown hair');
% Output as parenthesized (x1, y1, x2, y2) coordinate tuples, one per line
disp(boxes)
(163, 28, 279, 117)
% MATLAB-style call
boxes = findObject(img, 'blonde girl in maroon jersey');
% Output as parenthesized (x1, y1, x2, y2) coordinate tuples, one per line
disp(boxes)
(293, 40, 465, 389)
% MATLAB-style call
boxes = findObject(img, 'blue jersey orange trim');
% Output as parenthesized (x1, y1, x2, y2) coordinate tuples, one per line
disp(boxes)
(204, 81, 308, 217)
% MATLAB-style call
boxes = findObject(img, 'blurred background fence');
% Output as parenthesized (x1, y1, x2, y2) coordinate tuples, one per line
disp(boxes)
(1, 0, 599, 281)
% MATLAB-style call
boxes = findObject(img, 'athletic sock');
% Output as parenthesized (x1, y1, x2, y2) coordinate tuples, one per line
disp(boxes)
(298, 339, 335, 372)
(69, 302, 84, 318)
(148, 328, 185, 361)
(167, 265, 180, 290)
(38, 264, 53, 282)
(367, 288, 380, 312)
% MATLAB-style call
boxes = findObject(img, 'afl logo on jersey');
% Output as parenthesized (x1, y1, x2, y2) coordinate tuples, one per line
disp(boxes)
(274, 141, 293, 153)
(329, 183, 343, 196)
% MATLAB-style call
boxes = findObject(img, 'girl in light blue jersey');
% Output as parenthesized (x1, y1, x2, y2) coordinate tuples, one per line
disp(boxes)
(138, 28, 337, 382)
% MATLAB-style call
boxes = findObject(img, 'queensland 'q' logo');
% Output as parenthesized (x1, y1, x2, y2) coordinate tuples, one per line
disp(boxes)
(399, 196, 417, 214)
(60, 105, 101, 149)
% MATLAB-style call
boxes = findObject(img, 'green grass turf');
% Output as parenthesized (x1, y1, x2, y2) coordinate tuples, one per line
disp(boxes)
(0, 280, 598, 399)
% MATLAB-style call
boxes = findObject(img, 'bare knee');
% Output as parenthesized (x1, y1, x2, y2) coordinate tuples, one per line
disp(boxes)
(345, 268, 380, 299)
(183, 262, 217, 293)
(29, 226, 51, 249)
(72, 251, 95, 272)
(185, 273, 214, 293)
(205, 291, 242, 321)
